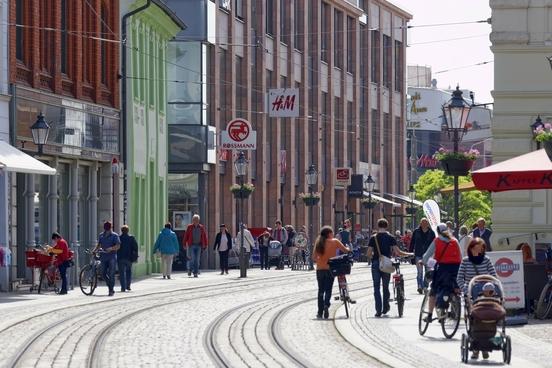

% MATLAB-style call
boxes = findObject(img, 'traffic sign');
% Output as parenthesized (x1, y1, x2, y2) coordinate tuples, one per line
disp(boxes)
(220, 118, 257, 150)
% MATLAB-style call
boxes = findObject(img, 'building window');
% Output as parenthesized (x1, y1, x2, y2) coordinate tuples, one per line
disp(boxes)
(321, 92, 328, 185)
(219, 49, 228, 121)
(60, 0, 68, 74)
(82, 3, 93, 84)
(15, 0, 26, 63)
(333, 10, 343, 69)
(383, 35, 391, 88)
(280, 0, 288, 44)
(266, 0, 274, 35)
(384, 113, 391, 189)
(346, 17, 354, 74)
(334, 97, 342, 167)
(235, 0, 244, 19)
(39, 0, 55, 74)
(359, 88, 368, 162)
(321, 2, 329, 62)
(371, 109, 380, 164)
(347, 101, 353, 167)
(219, 0, 231, 11)
(293, 0, 302, 50)
(394, 40, 403, 92)
(371, 31, 379, 83)
(100, 3, 109, 86)
(395, 116, 402, 193)
(235, 56, 246, 113)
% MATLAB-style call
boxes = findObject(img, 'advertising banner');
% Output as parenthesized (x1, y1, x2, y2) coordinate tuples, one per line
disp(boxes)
(268, 88, 299, 118)
(487, 251, 525, 309)
(422, 200, 440, 233)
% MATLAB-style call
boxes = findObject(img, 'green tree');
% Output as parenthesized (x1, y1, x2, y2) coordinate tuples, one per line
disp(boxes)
(413, 170, 492, 228)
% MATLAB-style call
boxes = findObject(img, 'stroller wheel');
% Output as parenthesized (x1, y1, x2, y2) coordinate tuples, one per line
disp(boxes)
(461, 333, 469, 363)
(502, 335, 511, 364)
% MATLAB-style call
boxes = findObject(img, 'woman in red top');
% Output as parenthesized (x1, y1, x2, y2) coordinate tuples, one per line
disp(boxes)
(50, 232, 71, 294)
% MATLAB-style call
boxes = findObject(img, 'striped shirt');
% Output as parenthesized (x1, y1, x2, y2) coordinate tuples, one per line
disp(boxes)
(456, 256, 497, 293)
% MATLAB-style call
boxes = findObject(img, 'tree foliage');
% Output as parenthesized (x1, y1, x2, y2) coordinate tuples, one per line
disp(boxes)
(413, 170, 492, 228)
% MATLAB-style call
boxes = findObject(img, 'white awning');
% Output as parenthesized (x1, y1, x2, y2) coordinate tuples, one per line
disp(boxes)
(385, 193, 424, 207)
(0, 140, 56, 175)
(363, 191, 402, 207)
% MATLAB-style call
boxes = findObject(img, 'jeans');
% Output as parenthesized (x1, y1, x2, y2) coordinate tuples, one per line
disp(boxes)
(101, 258, 117, 293)
(371, 261, 391, 314)
(415, 256, 427, 289)
(190, 245, 202, 275)
(316, 270, 335, 314)
(259, 246, 269, 269)
(118, 259, 132, 290)
(58, 260, 70, 292)
(219, 250, 229, 272)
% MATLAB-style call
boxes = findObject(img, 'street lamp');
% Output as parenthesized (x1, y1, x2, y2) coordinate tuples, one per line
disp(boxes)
(532, 115, 544, 150)
(442, 86, 472, 237)
(30, 113, 50, 155)
(234, 151, 248, 278)
(365, 174, 376, 231)
(306, 164, 318, 271)
(408, 185, 416, 229)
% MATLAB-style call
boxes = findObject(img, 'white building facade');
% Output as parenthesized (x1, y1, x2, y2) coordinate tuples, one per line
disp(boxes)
(490, 0, 552, 252)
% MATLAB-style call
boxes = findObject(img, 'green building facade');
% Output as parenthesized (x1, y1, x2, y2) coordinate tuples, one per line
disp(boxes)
(124, 1, 184, 276)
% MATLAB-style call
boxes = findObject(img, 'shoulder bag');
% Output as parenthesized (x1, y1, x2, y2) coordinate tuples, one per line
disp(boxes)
(374, 234, 395, 273)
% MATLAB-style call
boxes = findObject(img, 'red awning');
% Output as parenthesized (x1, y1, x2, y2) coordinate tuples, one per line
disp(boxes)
(472, 149, 552, 192)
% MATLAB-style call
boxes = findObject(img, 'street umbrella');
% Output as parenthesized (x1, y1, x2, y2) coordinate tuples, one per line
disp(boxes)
(472, 149, 552, 192)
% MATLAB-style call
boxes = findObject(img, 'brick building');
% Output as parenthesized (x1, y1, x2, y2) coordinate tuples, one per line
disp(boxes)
(8, 0, 121, 282)
(166, 0, 411, 268)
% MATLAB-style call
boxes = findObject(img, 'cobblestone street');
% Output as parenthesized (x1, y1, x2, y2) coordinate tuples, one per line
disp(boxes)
(1, 265, 551, 368)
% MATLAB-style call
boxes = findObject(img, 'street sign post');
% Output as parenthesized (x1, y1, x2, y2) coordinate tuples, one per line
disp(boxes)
(221, 118, 257, 150)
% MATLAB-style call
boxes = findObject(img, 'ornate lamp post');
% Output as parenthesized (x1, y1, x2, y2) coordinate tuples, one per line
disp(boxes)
(407, 185, 417, 229)
(234, 151, 248, 278)
(364, 174, 376, 231)
(442, 86, 472, 236)
(306, 164, 318, 271)
(30, 113, 50, 155)
(531, 115, 544, 150)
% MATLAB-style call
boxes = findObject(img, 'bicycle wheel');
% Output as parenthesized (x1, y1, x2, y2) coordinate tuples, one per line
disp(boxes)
(79, 264, 97, 295)
(441, 294, 461, 339)
(397, 282, 405, 318)
(418, 293, 430, 336)
(535, 282, 552, 320)
(37, 268, 45, 294)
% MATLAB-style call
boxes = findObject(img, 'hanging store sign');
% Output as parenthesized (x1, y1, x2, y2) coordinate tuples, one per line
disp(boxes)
(267, 88, 299, 118)
(336, 167, 351, 186)
(220, 118, 257, 150)
(347, 174, 364, 198)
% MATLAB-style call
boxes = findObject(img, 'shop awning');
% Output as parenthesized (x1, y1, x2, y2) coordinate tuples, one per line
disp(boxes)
(440, 181, 477, 194)
(472, 149, 552, 192)
(0, 140, 56, 175)
(385, 193, 424, 207)
(363, 191, 402, 207)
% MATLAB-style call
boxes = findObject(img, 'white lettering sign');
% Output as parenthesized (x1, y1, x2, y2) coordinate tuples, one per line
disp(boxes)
(487, 251, 525, 309)
(268, 88, 299, 118)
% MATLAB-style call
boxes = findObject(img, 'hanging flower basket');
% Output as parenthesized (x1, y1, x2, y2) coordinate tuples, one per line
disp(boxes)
(543, 140, 552, 161)
(230, 183, 254, 199)
(434, 147, 479, 176)
(299, 192, 321, 206)
(534, 123, 552, 161)
(361, 198, 379, 209)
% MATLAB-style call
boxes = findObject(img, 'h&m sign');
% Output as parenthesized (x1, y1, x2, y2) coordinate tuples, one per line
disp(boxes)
(267, 88, 299, 118)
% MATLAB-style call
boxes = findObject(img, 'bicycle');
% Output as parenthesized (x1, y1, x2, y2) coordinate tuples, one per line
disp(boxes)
(79, 248, 103, 295)
(330, 253, 356, 318)
(391, 258, 406, 317)
(418, 281, 461, 338)
(535, 276, 552, 319)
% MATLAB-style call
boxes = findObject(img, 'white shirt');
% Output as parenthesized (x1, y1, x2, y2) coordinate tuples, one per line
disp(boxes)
(236, 229, 255, 252)
(219, 233, 228, 252)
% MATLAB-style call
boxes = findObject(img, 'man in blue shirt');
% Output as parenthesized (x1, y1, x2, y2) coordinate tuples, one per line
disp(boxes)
(94, 221, 120, 296)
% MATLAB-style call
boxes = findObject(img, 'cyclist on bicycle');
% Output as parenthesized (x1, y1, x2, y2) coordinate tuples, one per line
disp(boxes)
(421, 223, 462, 322)
(93, 221, 120, 296)
(49, 232, 71, 295)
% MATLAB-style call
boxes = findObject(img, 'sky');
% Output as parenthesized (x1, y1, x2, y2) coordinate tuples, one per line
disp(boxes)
(390, 0, 494, 103)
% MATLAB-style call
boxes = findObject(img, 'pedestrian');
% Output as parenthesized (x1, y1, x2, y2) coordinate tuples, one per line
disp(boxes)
(312, 226, 351, 319)
(411, 218, 436, 294)
(258, 231, 271, 270)
(271, 220, 288, 248)
(456, 237, 497, 360)
(458, 225, 472, 258)
(94, 221, 120, 296)
(472, 218, 493, 251)
(295, 225, 309, 262)
(213, 224, 232, 275)
(395, 230, 405, 251)
(339, 219, 352, 246)
(153, 223, 179, 279)
(49, 232, 71, 295)
(118, 225, 138, 291)
(183, 214, 208, 277)
(403, 229, 413, 252)
(446, 221, 455, 236)
(367, 219, 410, 317)
(286, 225, 297, 262)
(235, 224, 255, 269)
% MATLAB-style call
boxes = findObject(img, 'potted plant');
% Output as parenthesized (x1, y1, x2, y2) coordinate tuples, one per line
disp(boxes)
(534, 122, 552, 160)
(361, 197, 379, 209)
(230, 183, 255, 199)
(299, 192, 321, 206)
(434, 147, 479, 176)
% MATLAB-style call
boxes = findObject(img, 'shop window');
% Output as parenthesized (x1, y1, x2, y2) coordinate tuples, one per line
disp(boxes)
(371, 31, 379, 83)
(266, 0, 275, 36)
(334, 10, 343, 69)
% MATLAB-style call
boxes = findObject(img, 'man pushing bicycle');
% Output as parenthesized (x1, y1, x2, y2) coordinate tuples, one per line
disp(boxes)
(93, 221, 120, 296)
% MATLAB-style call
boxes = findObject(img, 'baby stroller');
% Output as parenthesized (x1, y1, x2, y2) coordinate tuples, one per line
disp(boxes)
(460, 275, 511, 364)
(268, 240, 284, 270)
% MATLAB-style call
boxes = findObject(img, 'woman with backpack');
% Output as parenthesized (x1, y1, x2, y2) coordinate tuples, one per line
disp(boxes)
(312, 226, 351, 319)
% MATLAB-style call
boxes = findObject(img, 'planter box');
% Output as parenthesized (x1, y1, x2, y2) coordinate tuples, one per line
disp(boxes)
(440, 158, 474, 176)
(232, 190, 252, 199)
(302, 197, 320, 206)
(362, 201, 377, 209)
(543, 140, 552, 161)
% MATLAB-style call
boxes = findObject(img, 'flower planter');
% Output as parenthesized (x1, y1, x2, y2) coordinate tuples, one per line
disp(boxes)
(440, 158, 474, 176)
(543, 140, 552, 161)
(302, 197, 320, 206)
(232, 190, 252, 199)
(362, 201, 377, 209)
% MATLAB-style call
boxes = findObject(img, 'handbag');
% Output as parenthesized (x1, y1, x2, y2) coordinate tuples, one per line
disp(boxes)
(374, 234, 394, 274)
